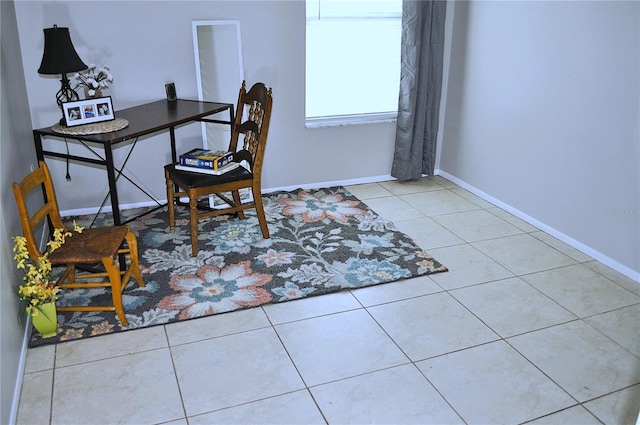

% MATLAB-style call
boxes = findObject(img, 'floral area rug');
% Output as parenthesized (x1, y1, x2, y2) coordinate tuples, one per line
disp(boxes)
(29, 186, 447, 347)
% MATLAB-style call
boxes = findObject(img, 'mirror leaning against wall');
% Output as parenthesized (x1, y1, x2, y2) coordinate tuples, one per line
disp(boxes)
(192, 20, 244, 151)
(192, 20, 251, 208)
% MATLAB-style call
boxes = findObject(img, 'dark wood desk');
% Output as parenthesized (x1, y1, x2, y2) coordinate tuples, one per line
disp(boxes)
(33, 99, 234, 226)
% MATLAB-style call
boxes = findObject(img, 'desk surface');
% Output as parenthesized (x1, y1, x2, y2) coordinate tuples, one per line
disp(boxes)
(34, 99, 233, 145)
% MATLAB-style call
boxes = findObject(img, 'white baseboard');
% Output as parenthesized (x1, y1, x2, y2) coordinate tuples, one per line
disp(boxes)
(9, 318, 31, 425)
(10, 229, 45, 425)
(436, 170, 640, 283)
(263, 174, 396, 194)
(59, 175, 397, 217)
(59, 171, 639, 283)
(60, 201, 160, 218)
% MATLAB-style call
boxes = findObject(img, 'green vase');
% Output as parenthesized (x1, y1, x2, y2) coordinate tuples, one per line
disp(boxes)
(30, 302, 58, 338)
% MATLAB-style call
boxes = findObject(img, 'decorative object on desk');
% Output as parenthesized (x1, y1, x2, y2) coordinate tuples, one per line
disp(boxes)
(52, 117, 129, 136)
(13, 223, 84, 338)
(72, 64, 113, 98)
(165, 82, 177, 102)
(37, 25, 88, 125)
(178, 148, 234, 170)
(26, 186, 448, 347)
(84, 87, 102, 99)
(62, 96, 115, 127)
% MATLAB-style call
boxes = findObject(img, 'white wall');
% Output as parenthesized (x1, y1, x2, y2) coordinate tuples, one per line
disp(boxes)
(1, 2, 39, 423)
(440, 1, 639, 279)
(14, 0, 397, 212)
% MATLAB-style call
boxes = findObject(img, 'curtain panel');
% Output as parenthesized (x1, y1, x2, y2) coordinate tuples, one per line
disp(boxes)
(391, 0, 447, 180)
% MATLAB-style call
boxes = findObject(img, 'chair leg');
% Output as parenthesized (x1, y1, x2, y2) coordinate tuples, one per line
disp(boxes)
(232, 190, 245, 220)
(189, 193, 199, 257)
(165, 170, 175, 232)
(103, 256, 128, 327)
(254, 189, 270, 239)
(125, 229, 145, 287)
(68, 265, 76, 285)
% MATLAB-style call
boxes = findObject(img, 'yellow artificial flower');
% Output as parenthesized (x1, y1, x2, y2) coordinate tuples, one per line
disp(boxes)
(73, 220, 84, 233)
(13, 226, 80, 316)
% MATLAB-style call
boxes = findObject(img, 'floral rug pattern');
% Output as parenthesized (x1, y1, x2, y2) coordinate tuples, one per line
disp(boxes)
(29, 186, 447, 347)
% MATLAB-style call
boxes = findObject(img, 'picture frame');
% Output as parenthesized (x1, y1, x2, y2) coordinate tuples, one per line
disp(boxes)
(62, 96, 115, 127)
(165, 82, 177, 102)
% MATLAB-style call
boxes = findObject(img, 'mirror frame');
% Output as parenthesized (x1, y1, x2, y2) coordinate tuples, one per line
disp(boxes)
(192, 20, 244, 149)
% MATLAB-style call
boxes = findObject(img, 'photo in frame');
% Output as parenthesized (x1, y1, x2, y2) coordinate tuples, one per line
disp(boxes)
(165, 82, 177, 102)
(62, 96, 115, 127)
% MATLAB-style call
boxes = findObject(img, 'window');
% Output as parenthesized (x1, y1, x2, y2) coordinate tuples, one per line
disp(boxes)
(305, 0, 402, 127)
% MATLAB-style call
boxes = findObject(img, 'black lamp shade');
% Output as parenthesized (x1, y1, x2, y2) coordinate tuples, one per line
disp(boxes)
(38, 26, 87, 75)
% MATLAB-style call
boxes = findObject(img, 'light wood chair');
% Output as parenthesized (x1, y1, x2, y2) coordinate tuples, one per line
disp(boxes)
(12, 161, 144, 327)
(164, 81, 273, 256)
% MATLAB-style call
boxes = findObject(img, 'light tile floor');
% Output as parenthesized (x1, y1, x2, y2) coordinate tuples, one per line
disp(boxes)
(17, 176, 640, 424)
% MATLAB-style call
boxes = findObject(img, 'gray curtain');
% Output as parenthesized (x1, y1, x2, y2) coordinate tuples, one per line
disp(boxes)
(391, 0, 447, 180)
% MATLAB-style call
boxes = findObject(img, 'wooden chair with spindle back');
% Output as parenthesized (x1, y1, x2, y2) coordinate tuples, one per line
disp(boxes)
(164, 81, 273, 256)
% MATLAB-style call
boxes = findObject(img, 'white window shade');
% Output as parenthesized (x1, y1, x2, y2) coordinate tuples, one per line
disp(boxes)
(305, 0, 402, 126)
(306, 0, 402, 20)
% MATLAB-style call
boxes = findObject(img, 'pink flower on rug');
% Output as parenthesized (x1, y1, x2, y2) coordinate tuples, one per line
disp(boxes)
(60, 328, 84, 341)
(257, 249, 296, 267)
(90, 321, 115, 335)
(158, 261, 272, 320)
(278, 191, 365, 223)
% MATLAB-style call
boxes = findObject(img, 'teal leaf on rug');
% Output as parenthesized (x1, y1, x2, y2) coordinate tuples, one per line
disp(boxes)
(28, 186, 447, 347)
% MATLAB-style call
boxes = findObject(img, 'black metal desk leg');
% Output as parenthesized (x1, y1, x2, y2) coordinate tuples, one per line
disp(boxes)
(33, 130, 45, 163)
(32, 131, 55, 235)
(103, 144, 128, 270)
(169, 126, 177, 162)
(103, 144, 122, 227)
(32, 131, 47, 201)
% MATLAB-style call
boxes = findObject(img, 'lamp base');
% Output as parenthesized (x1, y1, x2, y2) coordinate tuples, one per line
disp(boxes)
(55, 73, 79, 127)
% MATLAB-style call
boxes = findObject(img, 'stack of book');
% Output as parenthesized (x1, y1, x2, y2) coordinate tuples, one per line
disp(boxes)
(175, 148, 240, 175)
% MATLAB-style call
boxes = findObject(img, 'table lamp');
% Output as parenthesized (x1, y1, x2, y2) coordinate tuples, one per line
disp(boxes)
(38, 25, 87, 125)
